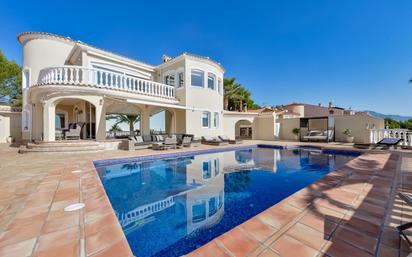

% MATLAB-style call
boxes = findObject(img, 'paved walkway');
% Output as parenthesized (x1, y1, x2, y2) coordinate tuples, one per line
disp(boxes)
(0, 141, 410, 257)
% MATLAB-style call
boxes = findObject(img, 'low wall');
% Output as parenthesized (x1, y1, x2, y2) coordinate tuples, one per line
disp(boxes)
(278, 118, 300, 141)
(0, 110, 22, 143)
(334, 115, 384, 143)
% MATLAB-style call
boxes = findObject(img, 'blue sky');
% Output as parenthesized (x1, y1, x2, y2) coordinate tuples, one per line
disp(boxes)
(1, 0, 412, 115)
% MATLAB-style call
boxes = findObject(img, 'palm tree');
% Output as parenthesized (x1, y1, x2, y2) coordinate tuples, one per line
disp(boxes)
(223, 78, 242, 110)
(109, 123, 123, 132)
(106, 114, 140, 136)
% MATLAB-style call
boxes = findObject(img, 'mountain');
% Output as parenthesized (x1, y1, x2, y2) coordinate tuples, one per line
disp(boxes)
(363, 110, 412, 121)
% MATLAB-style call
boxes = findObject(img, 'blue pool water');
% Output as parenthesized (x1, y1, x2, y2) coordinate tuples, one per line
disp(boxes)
(95, 146, 359, 257)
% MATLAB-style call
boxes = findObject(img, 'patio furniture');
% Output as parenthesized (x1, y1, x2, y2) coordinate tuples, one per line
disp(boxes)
(302, 130, 334, 142)
(218, 135, 243, 144)
(55, 130, 64, 140)
(152, 142, 171, 150)
(164, 137, 177, 149)
(177, 136, 192, 148)
(397, 192, 412, 246)
(124, 136, 152, 150)
(65, 123, 82, 140)
(201, 136, 229, 146)
(354, 138, 402, 150)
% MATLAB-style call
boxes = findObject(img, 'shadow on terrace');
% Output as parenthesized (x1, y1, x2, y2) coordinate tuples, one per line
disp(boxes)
(281, 150, 408, 256)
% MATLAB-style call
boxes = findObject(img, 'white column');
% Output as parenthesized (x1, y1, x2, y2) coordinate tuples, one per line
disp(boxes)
(42, 101, 56, 142)
(141, 107, 151, 135)
(95, 98, 106, 141)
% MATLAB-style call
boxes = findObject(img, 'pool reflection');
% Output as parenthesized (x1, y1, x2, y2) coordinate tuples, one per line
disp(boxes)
(97, 147, 358, 257)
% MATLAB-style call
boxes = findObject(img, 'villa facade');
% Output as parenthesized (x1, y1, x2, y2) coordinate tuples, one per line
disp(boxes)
(16, 32, 386, 149)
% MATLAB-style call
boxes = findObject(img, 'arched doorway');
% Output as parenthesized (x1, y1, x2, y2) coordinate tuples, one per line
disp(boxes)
(149, 108, 175, 135)
(235, 120, 252, 139)
(54, 98, 96, 140)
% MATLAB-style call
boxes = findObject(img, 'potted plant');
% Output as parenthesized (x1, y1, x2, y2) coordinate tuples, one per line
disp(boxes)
(342, 129, 354, 143)
(292, 128, 300, 140)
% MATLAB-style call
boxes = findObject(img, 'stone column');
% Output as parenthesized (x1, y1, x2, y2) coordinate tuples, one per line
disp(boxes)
(42, 100, 55, 142)
(141, 107, 151, 135)
(95, 97, 106, 141)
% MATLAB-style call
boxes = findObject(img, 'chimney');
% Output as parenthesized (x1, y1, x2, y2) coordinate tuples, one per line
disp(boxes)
(162, 55, 172, 63)
(328, 101, 333, 108)
(318, 103, 322, 107)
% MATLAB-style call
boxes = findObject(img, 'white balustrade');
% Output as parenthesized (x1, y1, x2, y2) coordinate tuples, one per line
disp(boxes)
(38, 66, 176, 99)
(369, 128, 412, 147)
(117, 196, 175, 227)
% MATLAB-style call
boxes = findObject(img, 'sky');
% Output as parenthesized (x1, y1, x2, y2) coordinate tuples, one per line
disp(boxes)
(1, 0, 412, 116)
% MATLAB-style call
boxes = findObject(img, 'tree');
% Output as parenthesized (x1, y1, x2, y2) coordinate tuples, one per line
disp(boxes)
(223, 77, 260, 111)
(384, 117, 401, 129)
(223, 78, 242, 110)
(0, 50, 22, 107)
(109, 123, 123, 132)
(106, 114, 140, 136)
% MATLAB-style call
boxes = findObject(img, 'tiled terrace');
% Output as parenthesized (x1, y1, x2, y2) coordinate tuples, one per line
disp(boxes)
(0, 141, 411, 257)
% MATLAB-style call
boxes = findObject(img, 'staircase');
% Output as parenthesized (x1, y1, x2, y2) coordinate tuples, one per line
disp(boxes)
(19, 140, 106, 154)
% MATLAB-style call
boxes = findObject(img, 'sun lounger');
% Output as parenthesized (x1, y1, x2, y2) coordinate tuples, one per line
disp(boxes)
(354, 138, 402, 150)
(302, 130, 334, 142)
(397, 192, 412, 246)
(218, 135, 243, 144)
(177, 136, 192, 148)
(201, 136, 229, 146)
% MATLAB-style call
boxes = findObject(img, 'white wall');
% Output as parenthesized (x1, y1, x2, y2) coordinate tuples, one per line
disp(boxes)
(0, 112, 22, 143)
(334, 115, 384, 143)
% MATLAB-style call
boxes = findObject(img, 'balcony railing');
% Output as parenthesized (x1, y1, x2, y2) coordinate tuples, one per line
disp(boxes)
(370, 128, 412, 147)
(38, 66, 176, 100)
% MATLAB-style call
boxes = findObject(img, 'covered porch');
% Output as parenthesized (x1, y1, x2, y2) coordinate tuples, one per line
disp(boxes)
(38, 95, 185, 143)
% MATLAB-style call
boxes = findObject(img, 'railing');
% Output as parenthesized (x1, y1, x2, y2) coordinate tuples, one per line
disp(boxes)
(370, 128, 412, 147)
(38, 66, 176, 99)
(117, 196, 175, 228)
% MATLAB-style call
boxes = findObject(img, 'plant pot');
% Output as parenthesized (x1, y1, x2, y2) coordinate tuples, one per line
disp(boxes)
(6, 136, 14, 144)
(345, 136, 354, 143)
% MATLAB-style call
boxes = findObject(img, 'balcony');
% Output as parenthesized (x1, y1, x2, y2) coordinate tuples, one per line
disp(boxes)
(37, 66, 176, 100)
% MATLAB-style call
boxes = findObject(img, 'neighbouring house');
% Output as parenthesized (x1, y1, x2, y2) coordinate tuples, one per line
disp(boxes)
(15, 31, 384, 150)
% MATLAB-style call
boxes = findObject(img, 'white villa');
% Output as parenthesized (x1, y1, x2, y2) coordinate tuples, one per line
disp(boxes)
(4, 31, 394, 150)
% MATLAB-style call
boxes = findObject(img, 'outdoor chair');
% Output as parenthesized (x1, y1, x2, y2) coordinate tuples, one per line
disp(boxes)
(201, 136, 229, 146)
(177, 136, 192, 148)
(65, 123, 82, 140)
(354, 138, 402, 150)
(397, 192, 412, 246)
(218, 135, 243, 144)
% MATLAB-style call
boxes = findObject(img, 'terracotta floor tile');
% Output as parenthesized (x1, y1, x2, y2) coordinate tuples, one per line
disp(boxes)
(85, 213, 118, 237)
(186, 241, 230, 257)
(299, 211, 339, 236)
(323, 240, 373, 257)
(0, 221, 43, 247)
(0, 238, 36, 257)
(270, 234, 319, 257)
(86, 224, 125, 256)
(89, 238, 133, 257)
(217, 227, 260, 257)
(240, 217, 278, 243)
(340, 216, 381, 238)
(380, 227, 400, 249)
(333, 226, 378, 254)
(257, 248, 281, 257)
(286, 222, 330, 251)
(35, 227, 78, 252)
(33, 241, 78, 257)
(377, 244, 399, 257)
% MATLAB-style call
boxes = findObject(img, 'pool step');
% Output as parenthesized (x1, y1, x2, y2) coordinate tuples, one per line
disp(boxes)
(19, 141, 105, 154)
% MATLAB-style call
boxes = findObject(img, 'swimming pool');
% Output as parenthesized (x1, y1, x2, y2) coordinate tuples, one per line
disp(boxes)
(95, 146, 360, 257)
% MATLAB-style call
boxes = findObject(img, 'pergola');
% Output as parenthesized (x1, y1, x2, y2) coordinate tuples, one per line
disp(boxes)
(299, 116, 335, 143)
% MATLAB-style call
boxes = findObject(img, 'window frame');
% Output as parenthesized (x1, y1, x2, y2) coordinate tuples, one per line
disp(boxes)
(213, 112, 219, 128)
(207, 73, 216, 90)
(201, 111, 211, 128)
(177, 71, 184, 88)
(164, 74, 175, 87)
(191, 69, 205, 87)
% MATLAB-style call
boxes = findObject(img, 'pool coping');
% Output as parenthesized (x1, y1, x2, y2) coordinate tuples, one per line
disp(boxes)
(92, 144, 369, 257)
